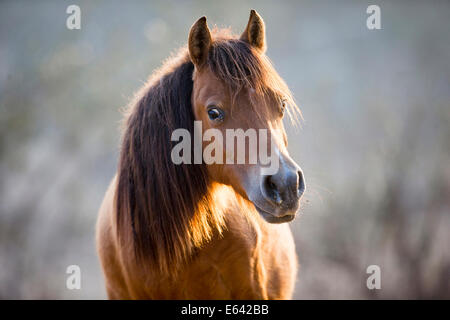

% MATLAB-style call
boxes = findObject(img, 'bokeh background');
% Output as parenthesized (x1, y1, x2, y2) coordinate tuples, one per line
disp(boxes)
(1, 0, 449, 299)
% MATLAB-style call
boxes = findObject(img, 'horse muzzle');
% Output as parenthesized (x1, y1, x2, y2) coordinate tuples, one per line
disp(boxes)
(252, 165, 305, 224)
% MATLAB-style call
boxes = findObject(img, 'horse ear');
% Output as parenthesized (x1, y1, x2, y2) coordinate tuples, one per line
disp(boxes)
(188, 16, 212, 68)
(240, 10, 266, 52)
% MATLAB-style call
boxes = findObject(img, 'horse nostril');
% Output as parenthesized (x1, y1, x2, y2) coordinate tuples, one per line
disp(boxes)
(263, 170, 304, 207)
(297, 170, 305, 198)
(263, 175, 282, 205)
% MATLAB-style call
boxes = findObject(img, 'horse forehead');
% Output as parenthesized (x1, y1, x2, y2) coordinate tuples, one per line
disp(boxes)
(195, 69, 222, 87)
(195, 81, 228, 103)
(194, 71, 226, 96)
(194, 71, 266, 107)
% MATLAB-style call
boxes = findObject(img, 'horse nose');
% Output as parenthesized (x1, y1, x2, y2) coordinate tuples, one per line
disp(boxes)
(262, 169, 305, 208)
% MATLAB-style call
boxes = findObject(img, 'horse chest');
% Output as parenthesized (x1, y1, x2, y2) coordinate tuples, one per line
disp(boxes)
(177, 222, 297, 299)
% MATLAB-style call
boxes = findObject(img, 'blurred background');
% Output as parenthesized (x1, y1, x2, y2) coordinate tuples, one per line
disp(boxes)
(0, 0, 449, 299)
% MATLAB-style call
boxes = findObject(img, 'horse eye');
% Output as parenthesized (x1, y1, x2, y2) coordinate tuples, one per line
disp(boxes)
(280, 99, 287, 114)
(207, 106, 224, 122)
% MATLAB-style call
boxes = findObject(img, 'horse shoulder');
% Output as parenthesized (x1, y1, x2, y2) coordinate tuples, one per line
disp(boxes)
(96, 176, 131, 299)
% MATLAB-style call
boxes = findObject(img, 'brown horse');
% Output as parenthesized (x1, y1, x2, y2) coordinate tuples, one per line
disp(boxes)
(96, 10, 305, 299)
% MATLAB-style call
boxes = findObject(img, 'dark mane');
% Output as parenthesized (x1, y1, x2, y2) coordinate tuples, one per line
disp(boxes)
(115, 30, 299, 275)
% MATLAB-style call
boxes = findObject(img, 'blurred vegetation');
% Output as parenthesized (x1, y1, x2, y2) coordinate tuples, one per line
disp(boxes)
(0, 0, 449, 298)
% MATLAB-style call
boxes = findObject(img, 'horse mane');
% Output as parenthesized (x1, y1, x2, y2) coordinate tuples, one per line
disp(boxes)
(115, 29, 299, 275)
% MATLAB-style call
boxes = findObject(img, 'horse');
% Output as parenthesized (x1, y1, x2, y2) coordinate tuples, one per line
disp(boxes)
(96, 10, 305, 299)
